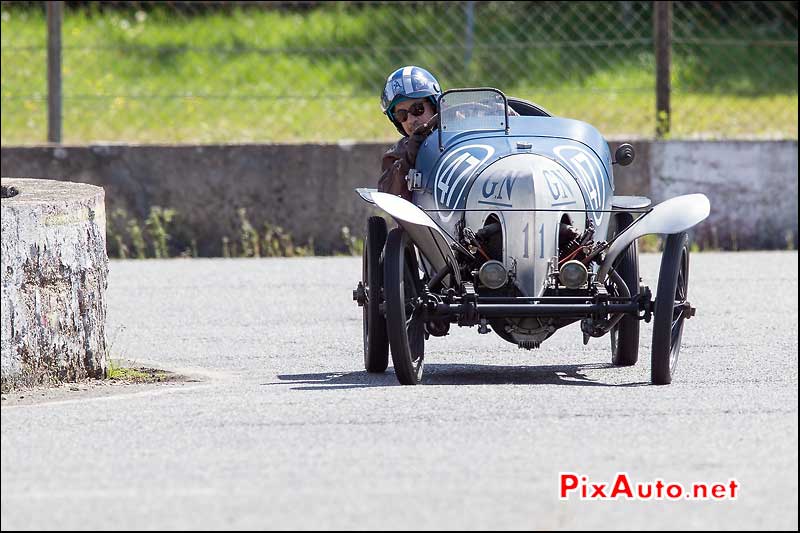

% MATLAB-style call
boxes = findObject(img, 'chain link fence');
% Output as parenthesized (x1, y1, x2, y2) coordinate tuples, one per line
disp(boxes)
(1, 1, 797, 144)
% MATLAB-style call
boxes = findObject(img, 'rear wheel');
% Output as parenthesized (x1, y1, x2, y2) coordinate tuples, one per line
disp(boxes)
(651, 232, 690, 385)
(609, 212, 640, 366)
(362, 216, 389, 373)
(383, 227, 426, 385)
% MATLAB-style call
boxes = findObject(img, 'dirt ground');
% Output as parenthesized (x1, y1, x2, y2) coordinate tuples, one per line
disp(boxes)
(1, 361, 198, 407)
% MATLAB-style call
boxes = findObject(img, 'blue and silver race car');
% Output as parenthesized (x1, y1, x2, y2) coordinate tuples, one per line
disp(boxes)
(354, 88, 710, 385)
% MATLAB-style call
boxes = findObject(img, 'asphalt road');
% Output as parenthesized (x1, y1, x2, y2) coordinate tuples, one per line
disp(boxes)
(1, 252, 798, 530)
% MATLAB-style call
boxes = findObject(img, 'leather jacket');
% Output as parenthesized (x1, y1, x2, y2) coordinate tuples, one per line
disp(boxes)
(378, 136, 417, 201)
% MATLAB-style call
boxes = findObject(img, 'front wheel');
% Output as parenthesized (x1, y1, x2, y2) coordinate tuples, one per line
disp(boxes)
(383, 227, 426, 385)
(651, 232, 690, 385)
(362, 216, 388, 373)
(610, 212, 640, 366)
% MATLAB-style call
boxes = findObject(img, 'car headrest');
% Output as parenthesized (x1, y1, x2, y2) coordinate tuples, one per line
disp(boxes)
(507, 97, 552, 117)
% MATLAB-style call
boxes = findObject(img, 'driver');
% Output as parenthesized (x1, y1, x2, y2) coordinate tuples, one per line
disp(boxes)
(377, 66, 519, 200)
(378, 66, 442, 201)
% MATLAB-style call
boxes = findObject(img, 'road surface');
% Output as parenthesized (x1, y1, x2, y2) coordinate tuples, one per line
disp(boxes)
(2, 252, 797, 530)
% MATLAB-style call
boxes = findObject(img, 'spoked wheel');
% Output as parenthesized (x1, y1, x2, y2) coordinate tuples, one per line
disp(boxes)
(383, 227, 426, 385)
(609, 212, 640, 366)
(362, 216, 389, 373)
(651, 232, 690, 385)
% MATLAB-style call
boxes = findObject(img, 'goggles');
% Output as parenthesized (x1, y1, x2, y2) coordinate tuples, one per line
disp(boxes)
(393, 101, 427, 123)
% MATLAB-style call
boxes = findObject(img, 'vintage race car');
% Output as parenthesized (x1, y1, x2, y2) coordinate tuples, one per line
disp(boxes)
(353, 88, 710, 385)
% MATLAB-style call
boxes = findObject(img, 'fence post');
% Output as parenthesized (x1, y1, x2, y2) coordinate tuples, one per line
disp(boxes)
(654, 1, 672, 138)
(47, 1, 63, 144)
(464, 1, 474, 70)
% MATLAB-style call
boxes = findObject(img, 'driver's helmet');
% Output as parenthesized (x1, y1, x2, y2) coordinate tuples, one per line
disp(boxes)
(380, 66, 441, 136)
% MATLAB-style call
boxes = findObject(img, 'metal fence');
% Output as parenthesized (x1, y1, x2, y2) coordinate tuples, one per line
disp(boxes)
(1, 1, 797, 144)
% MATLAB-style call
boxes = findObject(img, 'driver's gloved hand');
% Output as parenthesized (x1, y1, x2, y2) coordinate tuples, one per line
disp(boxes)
(413, 113, 440, 138)
(404, 113, 440, 167)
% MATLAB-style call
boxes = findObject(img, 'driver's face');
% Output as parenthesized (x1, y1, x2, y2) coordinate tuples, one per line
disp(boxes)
(394, 97, 436, 136)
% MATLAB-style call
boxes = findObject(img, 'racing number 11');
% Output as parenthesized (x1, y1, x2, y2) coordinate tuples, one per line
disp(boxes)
(522, 223, 546, 258)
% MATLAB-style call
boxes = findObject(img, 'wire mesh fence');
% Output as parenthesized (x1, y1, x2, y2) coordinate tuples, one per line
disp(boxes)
(1, 1, 797, 144)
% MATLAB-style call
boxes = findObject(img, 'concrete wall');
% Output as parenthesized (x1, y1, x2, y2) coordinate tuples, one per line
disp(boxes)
(2, 140, 797, 254)
(649, 141, 798, 249)
(2, 143, 389, 256)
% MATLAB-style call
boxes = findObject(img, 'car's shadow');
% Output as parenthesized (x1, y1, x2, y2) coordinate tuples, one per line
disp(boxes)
(267, 362, 650, 390)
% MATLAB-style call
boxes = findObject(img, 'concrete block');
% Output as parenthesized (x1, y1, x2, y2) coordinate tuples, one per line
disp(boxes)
(651, 141, 798, 249)
(1, 178, 108, 390)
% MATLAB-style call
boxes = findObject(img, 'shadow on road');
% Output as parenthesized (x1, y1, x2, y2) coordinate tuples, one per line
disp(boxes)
(268, 362, 650, 390)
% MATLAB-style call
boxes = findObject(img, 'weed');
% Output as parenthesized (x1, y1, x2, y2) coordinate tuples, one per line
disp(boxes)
(144, 206, 176, 258)
(261, 222, 311, 257)
(637, 234, 663, 253)
(107, 363, 173, 383)
(340, 226, 364, 257)
(106, 357, 126, 379)
(238, 207, 261, 257)
(107, 206, 178, 258)
(113, 234, 129, 259)
(127, 218, 147, 259)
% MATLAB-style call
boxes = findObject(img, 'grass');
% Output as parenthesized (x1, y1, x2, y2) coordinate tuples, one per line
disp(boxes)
(1, 3, 796, 144)
(106, 358, 175, 383)
(105, 325, 176, 384)
(4, 88, 796, 144)
(107, 205, 336, 258)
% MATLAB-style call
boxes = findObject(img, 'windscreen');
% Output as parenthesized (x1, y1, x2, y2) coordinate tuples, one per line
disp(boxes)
(439, 89, 507, 134)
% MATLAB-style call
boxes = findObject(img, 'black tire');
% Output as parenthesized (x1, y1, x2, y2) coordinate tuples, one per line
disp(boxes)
(610, 213, 640, 366)
(362, 216, 389, 373)
(651, 232, 690, 385)
(383, 227, 426, 385)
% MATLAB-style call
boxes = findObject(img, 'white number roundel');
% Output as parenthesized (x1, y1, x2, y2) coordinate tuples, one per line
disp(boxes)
(434, 144, 495, 222)
(553, 145, 607, 225)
